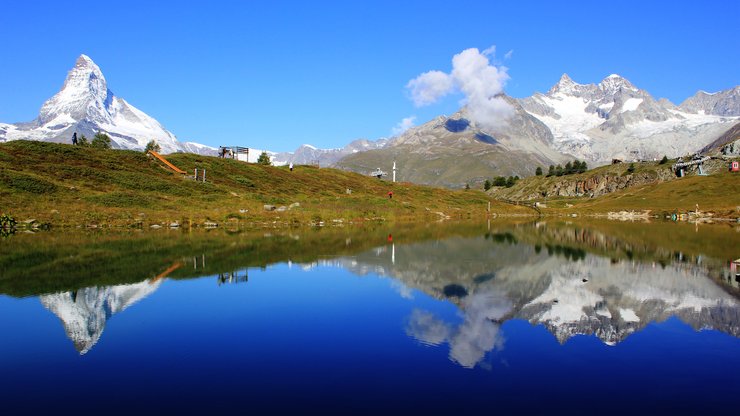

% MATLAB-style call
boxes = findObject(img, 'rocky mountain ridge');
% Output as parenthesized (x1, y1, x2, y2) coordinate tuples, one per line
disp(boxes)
(332, 74, 737, 187)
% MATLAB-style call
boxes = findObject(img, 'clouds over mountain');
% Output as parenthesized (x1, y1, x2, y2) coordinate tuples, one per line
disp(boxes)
(406, 46, 513, 131)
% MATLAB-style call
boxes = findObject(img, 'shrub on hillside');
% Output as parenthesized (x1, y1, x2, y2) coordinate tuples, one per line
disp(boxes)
(0, 171, 58, 194)
(78, 134, 90, 147)
(257, 151, 271, 166)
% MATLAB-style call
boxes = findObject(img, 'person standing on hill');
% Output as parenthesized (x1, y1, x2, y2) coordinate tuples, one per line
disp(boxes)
(289, 162, 294, 172)
(72, 132, 78, 145)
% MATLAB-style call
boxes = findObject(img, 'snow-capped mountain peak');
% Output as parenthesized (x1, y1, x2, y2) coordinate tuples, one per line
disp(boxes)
(598, 73, 638, 94)
(1, 55, 217, 155)
(548, 73, 578, 93)
(39, 54, 112, 126)
(519, 73, 739, 162)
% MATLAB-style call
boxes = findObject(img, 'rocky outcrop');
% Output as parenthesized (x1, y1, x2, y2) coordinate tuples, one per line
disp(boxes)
(543, 169, 674, 198)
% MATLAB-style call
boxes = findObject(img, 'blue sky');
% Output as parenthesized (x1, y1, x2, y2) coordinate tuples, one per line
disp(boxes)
(1, 0, 738, 152)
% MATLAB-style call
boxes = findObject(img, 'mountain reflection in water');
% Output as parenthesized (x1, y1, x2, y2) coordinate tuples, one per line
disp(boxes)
(31, 222, 740, 366)
(336, 234, 739, 367)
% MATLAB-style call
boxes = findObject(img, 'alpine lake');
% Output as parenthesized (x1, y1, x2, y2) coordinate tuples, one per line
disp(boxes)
(1, 219, 738, 415)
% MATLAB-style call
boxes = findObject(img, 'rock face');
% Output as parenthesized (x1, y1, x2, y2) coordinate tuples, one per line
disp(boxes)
(0, 55, 216, 155)
(680, 87, 740, 116)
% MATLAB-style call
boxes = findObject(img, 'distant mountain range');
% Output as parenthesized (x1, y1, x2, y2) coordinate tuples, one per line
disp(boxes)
(336, 74, 739, 186)
(2, 56, 737, 187)
(519, 74, 739, 162)
(271, 138, 389, 166)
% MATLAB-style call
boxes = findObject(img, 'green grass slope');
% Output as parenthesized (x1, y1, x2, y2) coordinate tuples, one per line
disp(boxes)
(0, 140, 530, 226)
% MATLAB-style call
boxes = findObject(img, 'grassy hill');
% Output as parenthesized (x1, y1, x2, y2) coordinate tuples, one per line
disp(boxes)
(336, 144, 555, 189)
(0, 140, 530, 227)
(489, 158, 740, 218)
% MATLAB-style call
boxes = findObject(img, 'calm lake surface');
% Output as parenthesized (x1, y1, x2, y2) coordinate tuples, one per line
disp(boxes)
(1, 220, 738, 415)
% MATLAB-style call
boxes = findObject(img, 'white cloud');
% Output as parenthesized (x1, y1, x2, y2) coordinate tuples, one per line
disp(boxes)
(404, 46, 514, 131)
(406, 70, 454, 106)
(482, 45, 496, 57)
(404, 290, 512, 369)
(391, 280, 415, 299)
(451, 48, 514, 130)
(392, 116, 416, 136)
(406, 309, 452, 346)
(504, 49, 513, 60)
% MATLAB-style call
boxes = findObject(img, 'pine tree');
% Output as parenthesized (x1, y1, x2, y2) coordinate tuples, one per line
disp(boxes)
(565, 161, 573, 174)
(484, 179, 492, 191)
(578, 161, 587, 173)
(91, 132, 112, 149)
(144, 140, 161, 153)
(257, 151, 272, 166)
(505, 176, 515, 187)
(547, 165, 555, 177)
(555, 164, 564, 176)
(659, 155, 668, 164)
(535, 166, 543, 176)
(77, 134, 89, 147)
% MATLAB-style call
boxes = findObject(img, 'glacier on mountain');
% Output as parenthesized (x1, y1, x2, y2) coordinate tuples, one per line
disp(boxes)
(518, 73, 739, 162)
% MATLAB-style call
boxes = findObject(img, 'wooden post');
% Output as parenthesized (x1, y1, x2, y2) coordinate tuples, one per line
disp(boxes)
(194, 168, 198, 179)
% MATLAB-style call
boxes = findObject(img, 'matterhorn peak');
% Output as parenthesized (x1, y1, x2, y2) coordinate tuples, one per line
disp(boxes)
(76, 53, 95, 65)
(38, 54, 111, 125)
(0, 54, 219, 155)
(63, 54, 108, 95)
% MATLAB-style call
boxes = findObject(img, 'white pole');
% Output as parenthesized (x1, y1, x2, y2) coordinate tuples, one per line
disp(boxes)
(393, 161, 396, 183)
(203, 169, 206, 182)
